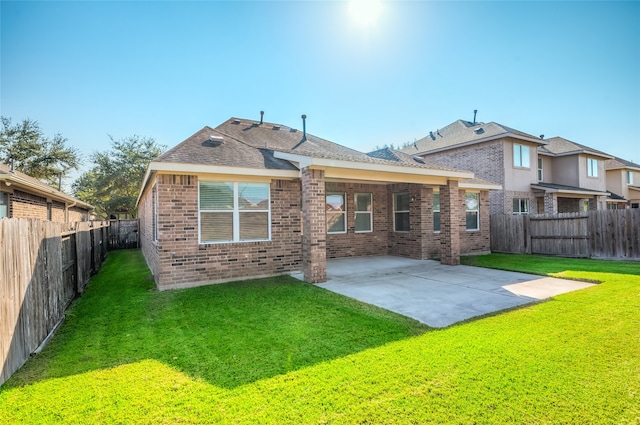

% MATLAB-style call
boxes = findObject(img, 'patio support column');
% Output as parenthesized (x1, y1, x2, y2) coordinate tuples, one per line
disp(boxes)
(301, 167, 326, 283)
(440, 179, 460, 265)
(543, 192, 557, 214)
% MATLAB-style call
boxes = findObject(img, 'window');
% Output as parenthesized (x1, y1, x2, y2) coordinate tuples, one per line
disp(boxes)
(394, 192, 410, 232)
(632, 203, 639, 209)
(537, 158, 543, 182)
(199, 181, 270, 243)
(607, 203, 618, 210)
(627, 171, 634, 185)
(433, 192, 440, 232)
(512, 198, 529, 215)
(513, 144, 530, 168)
(582, 199, 590, 212)
(465, 192, 479, 231)
(354, 193, 372, 232)
(326, 193, 346, 233)
(0, 192, 8, 218)
(587, 158, 598, 177)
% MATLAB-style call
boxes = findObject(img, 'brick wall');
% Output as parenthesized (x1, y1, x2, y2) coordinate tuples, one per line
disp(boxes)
(10, 190, 48, 220)
(325, 182, 389, 258)
(301, 168, 326, 283)
(458, 189, 491, 254)
(139, 179, 159, 279)
(68, 206, 89, 223)
(146, 174, 303, 289)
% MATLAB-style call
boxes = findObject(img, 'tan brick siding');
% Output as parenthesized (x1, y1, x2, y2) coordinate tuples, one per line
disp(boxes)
(10, 190, 48, 220)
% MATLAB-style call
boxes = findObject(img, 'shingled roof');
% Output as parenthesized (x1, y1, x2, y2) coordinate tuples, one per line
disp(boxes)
(155, 117, 466, 173)
(400, 119, 545, 155)
(539, 137, 613, 159)
(605, 156, 640, 171)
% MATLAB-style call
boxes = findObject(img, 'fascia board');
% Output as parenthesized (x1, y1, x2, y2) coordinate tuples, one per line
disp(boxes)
(459, 181, 503, 190)
(416, 133, 546, 156)
(531, 184, 609, 196)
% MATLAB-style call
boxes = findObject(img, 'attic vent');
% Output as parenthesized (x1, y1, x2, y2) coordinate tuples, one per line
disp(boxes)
(272, 125, 280, 130)
(209, 135, 224, 142)
(474, 128, 485, 135)
(413, 155, 425, 164)
(231, 119, 241, 125)
(289, 128, 298, 133)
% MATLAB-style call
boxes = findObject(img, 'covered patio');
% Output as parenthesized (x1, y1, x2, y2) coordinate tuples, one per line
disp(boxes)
(300, 256, 595, 328)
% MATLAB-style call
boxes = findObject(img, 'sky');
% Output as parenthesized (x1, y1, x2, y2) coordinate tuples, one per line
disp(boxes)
(1, 0, 639, 189)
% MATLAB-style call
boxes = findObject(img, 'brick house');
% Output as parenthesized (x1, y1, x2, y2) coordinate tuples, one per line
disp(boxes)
(136, 116, 500, 289)
(402, 119, 610, 214)
(605, 157, 640, 209)
(0, 163, 92, 222)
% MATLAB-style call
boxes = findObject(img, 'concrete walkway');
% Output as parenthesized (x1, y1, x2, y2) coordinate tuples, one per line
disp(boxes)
(301, 256, 595, 328)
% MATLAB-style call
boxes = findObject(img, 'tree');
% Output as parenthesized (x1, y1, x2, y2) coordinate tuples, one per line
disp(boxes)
(0, 117, 80, 187)
(73, 135, 165, 219)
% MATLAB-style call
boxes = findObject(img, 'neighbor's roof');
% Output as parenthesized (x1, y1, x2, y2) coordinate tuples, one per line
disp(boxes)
(0, 163, 93, 209)
(531, 182, 609, 196)
(539, 137, 613, 159)
(605, 156, 640, 171)
(400, 119, 546, 155)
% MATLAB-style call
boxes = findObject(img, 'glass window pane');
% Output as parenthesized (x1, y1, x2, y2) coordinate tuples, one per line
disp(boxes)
(433, 211, 440, 232)
(327, 214, 345, 233)
(238, 183, 269, 210)
(433, 193, 440, 211)
(521, 146, 530, 167)
(200, 182, 234, 210)
(355, 193, 371, 212)
(200, 212, 233, 242)
(355, 213, 371, 232)
(0, 192, 8, 218)
(326, 194, 345, 212)
(239, 212, 269, 240)
(466, 212, 478, 230)
(395, 192, 410, 211)
(465, 193, 479, 211)
(513, 144, 520, 166)
(395, 212, 409, 232)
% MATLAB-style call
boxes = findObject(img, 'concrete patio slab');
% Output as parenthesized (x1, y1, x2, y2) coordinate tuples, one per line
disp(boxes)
(297, 256, 595, 328)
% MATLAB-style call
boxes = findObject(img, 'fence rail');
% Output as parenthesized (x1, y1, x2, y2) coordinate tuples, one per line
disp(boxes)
(491, 209, 640, 260)
(1, 218, 109, 386)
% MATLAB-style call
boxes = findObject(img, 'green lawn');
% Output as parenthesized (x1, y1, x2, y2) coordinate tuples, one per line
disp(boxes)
(1, 251, 639, 424)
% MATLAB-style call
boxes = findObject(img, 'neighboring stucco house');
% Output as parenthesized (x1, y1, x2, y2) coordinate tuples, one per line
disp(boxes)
(605, 156, 640, 209)
(401, 119, 547, 214)
(0, 163, 92, 222)
(137, 116, 500, 289)
(535, 137, 610, 213)
(402, 120, 611, 214)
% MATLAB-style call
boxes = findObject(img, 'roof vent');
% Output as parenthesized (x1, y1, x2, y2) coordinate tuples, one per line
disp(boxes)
(474, 128, 484, 135)
(231, 119, 240, 125)
(209, 135, 223, 142)
(272, 125, 280, 130)
(260, 111, 264, 125)
(539, 134, 544, 139)
(301, 114, 307, 141)
(413, 155, 425, 164)
(429, 131, 435, 140)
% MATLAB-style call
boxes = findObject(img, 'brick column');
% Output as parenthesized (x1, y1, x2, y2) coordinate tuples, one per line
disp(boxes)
(544, 192, 557, 214)
(301, 167, 326, 283)
(440, 179, 460, 265)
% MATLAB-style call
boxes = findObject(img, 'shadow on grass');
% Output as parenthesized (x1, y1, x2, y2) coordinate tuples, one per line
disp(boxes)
(4, 250, 428, 390)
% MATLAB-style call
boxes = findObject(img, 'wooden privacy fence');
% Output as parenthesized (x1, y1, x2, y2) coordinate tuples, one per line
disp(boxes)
(491, 209, 640, 259)
(0, 218, 109, 386)
(108, 219, 139, 250)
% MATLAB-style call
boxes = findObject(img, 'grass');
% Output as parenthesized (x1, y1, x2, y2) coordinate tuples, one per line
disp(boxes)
(1, 251, 639, 424)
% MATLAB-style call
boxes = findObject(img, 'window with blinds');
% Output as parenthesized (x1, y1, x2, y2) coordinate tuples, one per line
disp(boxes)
(199, 181, 270, 243)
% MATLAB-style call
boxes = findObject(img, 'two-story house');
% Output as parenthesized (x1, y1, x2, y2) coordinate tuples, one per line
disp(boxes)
(605, 157, 640, 209)
(402, 120, 612, 215)
(533, 137, 610, 213)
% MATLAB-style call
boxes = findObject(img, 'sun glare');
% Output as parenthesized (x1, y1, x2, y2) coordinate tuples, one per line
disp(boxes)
(348, 0, 383, 28)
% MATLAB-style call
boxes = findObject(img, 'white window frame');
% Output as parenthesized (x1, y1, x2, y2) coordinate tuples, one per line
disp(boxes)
(326, 192, 347, 234)
(465, 192, 480, 231)
(626, 170, 634, 185)
(0, 191, 8, 218)
(198, 181, 271, 244)
(537, 158, 543, 182)
(354, 193, 373, 233)
(587, 158, 599, 178)
(433, 192, 440, 233)
(513, 144, 530, 168)
(394, 192, 410, 232)
(512, 198, 529, 215)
